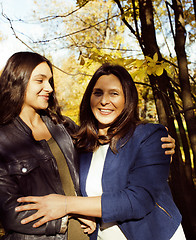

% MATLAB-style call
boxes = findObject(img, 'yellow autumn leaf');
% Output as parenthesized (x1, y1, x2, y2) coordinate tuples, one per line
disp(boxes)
(145, 56, 153, 62)
(153, 52, 158, 62)
(155, 66, 164, 76)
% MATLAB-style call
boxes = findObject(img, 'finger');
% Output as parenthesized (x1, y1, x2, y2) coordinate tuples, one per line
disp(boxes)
(83, 228, 90, 234)
(17, 196, 42, 203)
(33, 216, 49, 228)
(161, 137, 172, 143)
(21, 212, 43, 224)
(162, 143, 174, 149)
(81, 224, 87, 229)
(84, 227, 94, 234)
(15, 204, 37, 212)
(83, 228, 92, 234)
(162, 136, 175, 143)
(165, 149, 175, 155)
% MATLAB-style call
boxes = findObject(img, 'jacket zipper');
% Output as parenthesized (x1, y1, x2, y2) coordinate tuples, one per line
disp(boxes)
(156, 202, 172, 218)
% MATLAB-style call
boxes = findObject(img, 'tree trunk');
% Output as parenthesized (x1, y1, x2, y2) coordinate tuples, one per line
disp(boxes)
(193, 0, 196, 21)
(172, 0, 196, 174)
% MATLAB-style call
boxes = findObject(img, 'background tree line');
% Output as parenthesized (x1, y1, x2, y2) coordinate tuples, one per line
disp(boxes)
(0, 0, 195, 239)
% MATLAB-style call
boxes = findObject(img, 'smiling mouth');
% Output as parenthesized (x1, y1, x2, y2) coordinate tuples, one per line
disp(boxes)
(99, 109, 113, 114)
(40, 95, 50, 100)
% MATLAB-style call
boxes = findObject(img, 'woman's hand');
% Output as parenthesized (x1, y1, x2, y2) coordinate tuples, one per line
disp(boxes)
(15, 194, 66, 227)
(78, 217, 96, 234)
(161, 134, 175, 155)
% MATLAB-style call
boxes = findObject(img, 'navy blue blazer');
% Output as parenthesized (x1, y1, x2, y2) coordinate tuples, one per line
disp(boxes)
(80, 123, 182, 240)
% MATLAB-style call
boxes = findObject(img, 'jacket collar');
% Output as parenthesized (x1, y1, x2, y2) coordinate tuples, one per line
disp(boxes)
(13, 116, 33, 136)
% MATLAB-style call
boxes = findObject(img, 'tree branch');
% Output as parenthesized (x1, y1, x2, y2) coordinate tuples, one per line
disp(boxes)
(39, 1, 89, 22)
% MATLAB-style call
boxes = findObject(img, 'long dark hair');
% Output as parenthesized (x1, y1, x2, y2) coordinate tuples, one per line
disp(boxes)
(73, 63, 141, 153)
(0, 52, 65, 126)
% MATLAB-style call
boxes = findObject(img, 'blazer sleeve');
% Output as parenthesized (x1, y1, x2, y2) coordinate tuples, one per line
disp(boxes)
(101, 124, 171, 223)
(0, 160, 61, 235)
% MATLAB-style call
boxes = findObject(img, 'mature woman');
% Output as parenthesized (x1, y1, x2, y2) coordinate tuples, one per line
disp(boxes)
(0, 52, 94, 240)
(15, 63, 185, 240)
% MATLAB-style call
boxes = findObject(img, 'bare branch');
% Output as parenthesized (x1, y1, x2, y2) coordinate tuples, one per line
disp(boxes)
(32, 13, 122, 43)
(1, 12, 35, 52)
(114, 1, 136, 35)
(39, 1, 89, 22)
(69, 44, 141, 52)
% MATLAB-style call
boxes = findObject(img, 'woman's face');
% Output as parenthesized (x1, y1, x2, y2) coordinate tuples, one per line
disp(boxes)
(90, 74, 125, 134)
(21, 62, 53, 113)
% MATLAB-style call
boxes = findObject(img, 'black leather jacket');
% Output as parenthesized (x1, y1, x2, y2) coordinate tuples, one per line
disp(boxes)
(0, 115, 80, 240)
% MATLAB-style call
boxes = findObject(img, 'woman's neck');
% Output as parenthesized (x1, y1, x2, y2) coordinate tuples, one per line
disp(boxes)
(98, 127, 108, 136)
(19, 108, 51, 141)
(19, 108, 41, 129)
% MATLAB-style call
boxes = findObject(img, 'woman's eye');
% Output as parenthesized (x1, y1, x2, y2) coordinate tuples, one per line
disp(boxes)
(111, 92, 119, 96)
(93, 91, 102, 96)
(36, 79, 43, 83)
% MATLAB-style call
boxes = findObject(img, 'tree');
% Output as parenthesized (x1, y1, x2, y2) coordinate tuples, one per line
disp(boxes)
(1, 0, 196, 238)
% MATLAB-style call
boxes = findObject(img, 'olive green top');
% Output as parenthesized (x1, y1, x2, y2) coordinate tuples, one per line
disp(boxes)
(47, 138, 89, 240)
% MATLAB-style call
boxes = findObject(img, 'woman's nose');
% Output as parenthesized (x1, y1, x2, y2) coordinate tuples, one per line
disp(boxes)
(100, 94, 110, 105)
(44, 81, 53, 93)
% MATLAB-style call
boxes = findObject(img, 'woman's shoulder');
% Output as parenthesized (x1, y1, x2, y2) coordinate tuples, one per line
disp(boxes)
(135, 122, 166, 132)
(61, 115, 79, 134)
(42, 114, 79, 133)
(132, 122, 167, 141)
(118, 123, 167, 150)
(0, 119, 16, 134)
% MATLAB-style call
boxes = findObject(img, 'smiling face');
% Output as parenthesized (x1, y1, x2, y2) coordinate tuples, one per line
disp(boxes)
(21, 62, 53, 113)
(90, 74, 125, 135)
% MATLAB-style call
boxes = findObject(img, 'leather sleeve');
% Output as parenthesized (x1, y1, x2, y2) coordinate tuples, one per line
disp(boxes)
(0, 160, 61, 235)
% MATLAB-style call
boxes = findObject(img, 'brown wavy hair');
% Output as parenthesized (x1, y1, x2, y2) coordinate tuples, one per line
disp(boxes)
(73, 63, 141, 153)
(0, 51, 68, 127)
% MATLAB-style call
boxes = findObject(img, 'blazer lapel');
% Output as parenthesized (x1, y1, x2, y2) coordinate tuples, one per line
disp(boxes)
(79, 152, 93, 196)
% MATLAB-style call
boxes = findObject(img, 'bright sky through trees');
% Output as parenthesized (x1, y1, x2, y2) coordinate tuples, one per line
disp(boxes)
(0, 0, 75, 68)
(0, 0, 34, 67)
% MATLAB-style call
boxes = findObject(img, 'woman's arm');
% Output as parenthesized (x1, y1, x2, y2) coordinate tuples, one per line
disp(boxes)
(16, 194, 101, 228)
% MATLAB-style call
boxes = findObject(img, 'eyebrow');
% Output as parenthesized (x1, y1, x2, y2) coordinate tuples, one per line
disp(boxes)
(33, 74, 53, 79)
(93, 87, 120, 91)
(33, 74, 47, 78)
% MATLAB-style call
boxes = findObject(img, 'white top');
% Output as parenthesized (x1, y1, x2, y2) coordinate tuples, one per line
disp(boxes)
(85, 144, 127, 240)
(170, 224, 186, 240)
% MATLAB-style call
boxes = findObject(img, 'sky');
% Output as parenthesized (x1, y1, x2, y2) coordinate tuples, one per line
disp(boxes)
(0, 0, 75, 69)
(0, 0, 35, 68)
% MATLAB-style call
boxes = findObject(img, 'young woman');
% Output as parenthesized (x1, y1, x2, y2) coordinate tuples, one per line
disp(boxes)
(15, 64, 185, 240)
(0, 52, 94, 240)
